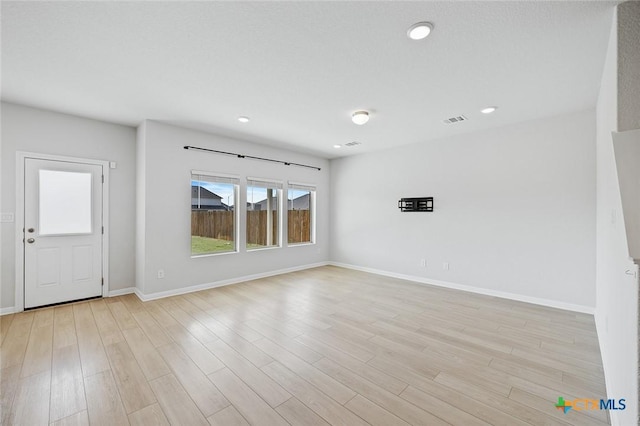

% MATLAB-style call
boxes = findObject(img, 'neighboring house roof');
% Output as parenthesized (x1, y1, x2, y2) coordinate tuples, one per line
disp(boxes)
(290, 193, 310, 210)
(191, 185, 221, 200)
(252, 193, 309, 210)
(254, 198, 277, 211)
(192, 202, 231, 211)
(192, 185, 232, 210)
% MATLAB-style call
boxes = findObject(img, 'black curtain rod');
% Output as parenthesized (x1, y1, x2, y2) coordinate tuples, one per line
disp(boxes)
(183, 145, 321, 171)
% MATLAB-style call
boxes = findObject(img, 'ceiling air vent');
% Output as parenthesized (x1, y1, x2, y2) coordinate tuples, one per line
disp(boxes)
(443, 115, 467, 124)
(344, 141, 362, 147)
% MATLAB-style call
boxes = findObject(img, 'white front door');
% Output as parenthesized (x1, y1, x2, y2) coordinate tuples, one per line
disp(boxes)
(24, 158, 104, 309)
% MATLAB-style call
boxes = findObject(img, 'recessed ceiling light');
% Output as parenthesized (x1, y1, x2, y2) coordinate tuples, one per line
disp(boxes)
(333, 144, 342, 149)
(351, 110, 370, 125)
(407, 22, 433, 40)
(238, 116, 250, 123)
(480, 107, 498, 114)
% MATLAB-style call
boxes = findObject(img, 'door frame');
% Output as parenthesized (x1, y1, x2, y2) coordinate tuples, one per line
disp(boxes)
(15, 151, 110, 312)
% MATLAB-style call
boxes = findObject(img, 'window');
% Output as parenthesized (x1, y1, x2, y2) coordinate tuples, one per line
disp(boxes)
(288, 182, 315, 245)
(246, 178, 282, 250)
(191, 172, 239, 255)
(39, 170, 92, 235)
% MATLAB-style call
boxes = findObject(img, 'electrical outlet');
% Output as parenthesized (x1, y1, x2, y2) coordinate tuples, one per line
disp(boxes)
(420, 259, 426, 268)
(157, 269, 165, 279)
(443, 262, 449, 271)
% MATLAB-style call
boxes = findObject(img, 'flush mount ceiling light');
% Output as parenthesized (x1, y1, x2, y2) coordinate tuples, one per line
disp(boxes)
(481, 106, 498, 114)
(333, 144, 342, 149)
(407, 22, 434, 40)
(237, 116, 250, 123)
(351, 110, 370, 125)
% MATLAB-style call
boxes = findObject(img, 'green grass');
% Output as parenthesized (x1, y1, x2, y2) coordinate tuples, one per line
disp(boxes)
(191, 236, 267, 254)
(191, 236, 235, 254)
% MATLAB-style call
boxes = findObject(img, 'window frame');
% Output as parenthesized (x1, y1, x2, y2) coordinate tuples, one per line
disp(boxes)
(286, 181, 316, 246)
(190, 171, 240, 258)
(246, 177, 283, 251)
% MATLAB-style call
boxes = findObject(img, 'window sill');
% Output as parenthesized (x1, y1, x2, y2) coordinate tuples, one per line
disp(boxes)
(191, 250, 238, 259)
(247, 246, 281, 252)
(287, 242, 316, 247)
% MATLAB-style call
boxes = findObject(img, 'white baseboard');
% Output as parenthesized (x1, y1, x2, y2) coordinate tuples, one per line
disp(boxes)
(134, 262, 329, 302)
(2, 262, 595, 315)
(330, 261, 595, 315)
(108, 287, 136, 297)
(0, 306, 16, 316)
(4, 263, 329, 311)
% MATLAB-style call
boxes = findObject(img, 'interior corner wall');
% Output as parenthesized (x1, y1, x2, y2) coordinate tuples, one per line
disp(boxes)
(595, 3, 639, 425)
(330, 109, 596, 310)
(136, 121, 330, 297)
(135, 121, 147, 294)
(0, 102, 137, 310)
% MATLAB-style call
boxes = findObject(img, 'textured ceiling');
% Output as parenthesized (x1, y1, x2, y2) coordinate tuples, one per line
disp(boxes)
(1, 1, 616, 158)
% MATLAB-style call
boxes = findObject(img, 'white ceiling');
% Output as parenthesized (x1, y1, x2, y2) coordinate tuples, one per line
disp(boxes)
(1, 1, 616, 158)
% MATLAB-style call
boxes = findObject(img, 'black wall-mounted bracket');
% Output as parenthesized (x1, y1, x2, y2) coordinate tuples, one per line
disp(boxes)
(183, 145, 321, 171)
(398, 197, 434, 212)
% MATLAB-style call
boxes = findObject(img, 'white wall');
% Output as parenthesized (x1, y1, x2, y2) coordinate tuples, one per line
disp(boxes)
(136, 120, 329, 297)
(330, 110, 596, 310)
(0, 102, 136, 310)
(595, 3, 639, 425)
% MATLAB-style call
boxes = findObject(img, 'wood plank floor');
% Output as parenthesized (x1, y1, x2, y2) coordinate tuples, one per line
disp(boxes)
(0, 266, 609, 425)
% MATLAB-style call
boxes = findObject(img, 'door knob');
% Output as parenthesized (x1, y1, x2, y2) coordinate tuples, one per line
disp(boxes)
(28, 228, 34, 233)
(26, 238, 35, 244)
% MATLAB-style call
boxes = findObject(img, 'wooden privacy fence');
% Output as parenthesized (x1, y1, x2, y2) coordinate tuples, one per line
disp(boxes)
(191, 210, 311, 244)
(191, 211, 234, 240)
(287, 210, 311, 244)
(247, 211, 278, 246)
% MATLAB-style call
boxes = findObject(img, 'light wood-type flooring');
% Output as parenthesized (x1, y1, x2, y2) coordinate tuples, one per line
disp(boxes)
(1, 266, 609, 425)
